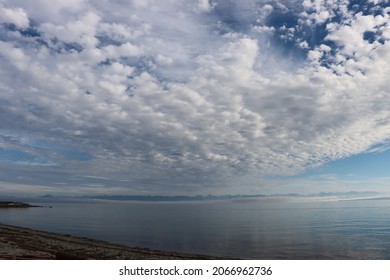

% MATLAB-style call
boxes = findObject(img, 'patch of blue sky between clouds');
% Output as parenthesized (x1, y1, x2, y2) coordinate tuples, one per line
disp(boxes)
(309, 147, 390, 179)
(0, 148, 55, 166)
(25, 139, 93, 161)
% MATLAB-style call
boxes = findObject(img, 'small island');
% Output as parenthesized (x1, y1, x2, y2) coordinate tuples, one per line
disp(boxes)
(0, 201, 38, 208)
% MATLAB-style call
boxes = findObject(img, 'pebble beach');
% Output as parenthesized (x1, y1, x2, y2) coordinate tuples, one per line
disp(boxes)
(0, 223, 217, 260)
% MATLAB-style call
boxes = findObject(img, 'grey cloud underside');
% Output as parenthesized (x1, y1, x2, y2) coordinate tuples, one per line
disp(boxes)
(0, 0, 390, 192)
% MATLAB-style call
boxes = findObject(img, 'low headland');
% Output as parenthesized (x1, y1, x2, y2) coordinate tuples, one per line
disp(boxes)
(0, 201, 39, 208)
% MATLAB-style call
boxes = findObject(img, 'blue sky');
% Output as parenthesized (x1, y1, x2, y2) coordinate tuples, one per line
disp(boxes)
(314, 149, 390, 178)
(0, 0, 390, 196)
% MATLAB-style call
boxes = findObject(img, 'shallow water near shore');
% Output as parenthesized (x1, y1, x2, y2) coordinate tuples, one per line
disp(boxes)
(1, 198, 390, 259)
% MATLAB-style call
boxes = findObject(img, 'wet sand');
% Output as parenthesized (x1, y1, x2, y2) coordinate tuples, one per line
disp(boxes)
(0, 224, 218, 260)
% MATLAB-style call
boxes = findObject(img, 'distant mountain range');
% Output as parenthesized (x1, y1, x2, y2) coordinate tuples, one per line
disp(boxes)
(77, 191, 382, 202)
(80, 194, 267, 201)
(0, 191, 383, 203)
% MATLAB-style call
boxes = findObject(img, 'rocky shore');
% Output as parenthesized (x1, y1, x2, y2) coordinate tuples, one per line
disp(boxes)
(0, 223, 218, 260)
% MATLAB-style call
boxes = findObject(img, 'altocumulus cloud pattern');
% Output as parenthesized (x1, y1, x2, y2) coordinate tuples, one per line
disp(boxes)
(0, 0, 389, 194)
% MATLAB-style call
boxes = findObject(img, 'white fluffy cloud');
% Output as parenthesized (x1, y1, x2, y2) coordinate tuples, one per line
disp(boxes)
(196, 0, 215, 12)
(0, 4, 29, 28)
(0, 0, 390, 194)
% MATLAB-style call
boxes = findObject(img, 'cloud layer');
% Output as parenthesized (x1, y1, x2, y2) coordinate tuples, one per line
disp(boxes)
(0, 0, 390, 194)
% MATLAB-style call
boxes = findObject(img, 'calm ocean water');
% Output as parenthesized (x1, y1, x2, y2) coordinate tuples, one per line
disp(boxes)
(1, 198, 390, 259)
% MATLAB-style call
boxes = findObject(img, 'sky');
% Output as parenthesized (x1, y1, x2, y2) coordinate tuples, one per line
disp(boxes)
(0, 0, 390, 196)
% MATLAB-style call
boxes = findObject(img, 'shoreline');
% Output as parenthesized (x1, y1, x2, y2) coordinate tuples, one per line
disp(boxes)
(0, 223, 220, 260)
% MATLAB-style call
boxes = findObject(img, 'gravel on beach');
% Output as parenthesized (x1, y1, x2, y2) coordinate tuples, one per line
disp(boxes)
(0, 224, 217, 260)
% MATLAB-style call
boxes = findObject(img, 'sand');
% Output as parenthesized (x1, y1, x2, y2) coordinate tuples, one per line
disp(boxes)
(0, 223, 218, 260)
